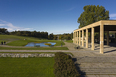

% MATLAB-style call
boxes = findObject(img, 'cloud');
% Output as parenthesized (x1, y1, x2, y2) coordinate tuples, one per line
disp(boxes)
(66, 7, 75, 11)
(109, 14, 116, 20)
(0, 19, 33, 31)
(110, 14, 116, 18)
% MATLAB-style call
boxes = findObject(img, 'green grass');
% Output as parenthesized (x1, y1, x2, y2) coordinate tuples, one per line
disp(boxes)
(0, 47, 69, 50)
(0, 57, 55, 77)
(0, 35, 65, 46)
(65, 40, 73, 43)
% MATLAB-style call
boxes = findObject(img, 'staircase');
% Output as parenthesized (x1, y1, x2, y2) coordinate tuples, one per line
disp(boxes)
(74, 56, 116, 75)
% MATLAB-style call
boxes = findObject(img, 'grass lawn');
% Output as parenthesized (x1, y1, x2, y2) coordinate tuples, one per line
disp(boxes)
(65, 40, 73, 43)
(0, 57, 55, 77)
(0, 47, 68, 50)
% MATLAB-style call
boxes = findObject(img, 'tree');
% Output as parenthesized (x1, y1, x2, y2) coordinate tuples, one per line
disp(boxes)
(77, 5, 109, 28)
(48, 33, 54, 40)
(0, 28, 9, 34)
(53, 35, 58, 40)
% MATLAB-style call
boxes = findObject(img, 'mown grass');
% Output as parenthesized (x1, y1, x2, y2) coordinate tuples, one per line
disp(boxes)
(65, 40, 73, 43)
(0, 57, 55, 77)
(0, 47, 69, 50)
(0, 35, 65, 46)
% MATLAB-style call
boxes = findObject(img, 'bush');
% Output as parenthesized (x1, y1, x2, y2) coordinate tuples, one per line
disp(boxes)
(54, 52, 80, 77)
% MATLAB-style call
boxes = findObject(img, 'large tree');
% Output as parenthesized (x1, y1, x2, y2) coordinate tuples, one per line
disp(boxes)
(77, 5, 109, 28)
(0, 28, 9, 34)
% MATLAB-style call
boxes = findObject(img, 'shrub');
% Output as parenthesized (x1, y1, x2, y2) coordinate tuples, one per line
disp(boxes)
(54, 52, 80, 77)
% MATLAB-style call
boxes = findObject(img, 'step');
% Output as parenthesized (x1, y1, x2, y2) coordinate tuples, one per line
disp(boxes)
(74, 57, 116, 75)
(75, 57, 116, 63)
(78, 68, 116, 75)
(77, 63, 116, 68)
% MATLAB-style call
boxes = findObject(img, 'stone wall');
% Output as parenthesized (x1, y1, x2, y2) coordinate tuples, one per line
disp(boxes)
(0, 53, 55, 57)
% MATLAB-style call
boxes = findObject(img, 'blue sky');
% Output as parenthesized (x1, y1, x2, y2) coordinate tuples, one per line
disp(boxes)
(0, 0, 116, 34)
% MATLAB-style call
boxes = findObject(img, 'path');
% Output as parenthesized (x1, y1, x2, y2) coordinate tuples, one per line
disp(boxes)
(65, 42, 116, 77)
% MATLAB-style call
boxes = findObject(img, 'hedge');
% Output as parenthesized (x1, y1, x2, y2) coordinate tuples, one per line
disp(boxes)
(54, 52, 80, 77)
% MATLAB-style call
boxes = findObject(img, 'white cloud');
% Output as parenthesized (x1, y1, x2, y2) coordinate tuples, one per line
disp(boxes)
(110, 14, 116, 18)
(0, 19, 33, 31)
(109, 14, 116, 20)
(66, 7, 75, 11)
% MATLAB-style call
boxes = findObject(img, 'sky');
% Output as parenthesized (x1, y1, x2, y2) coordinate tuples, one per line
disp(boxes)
(0, 0, 116, 34)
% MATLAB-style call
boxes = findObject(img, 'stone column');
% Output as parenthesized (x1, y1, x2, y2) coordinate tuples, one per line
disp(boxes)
(75, 32, 76, 44)
(91, 27, 94, 50)
(73, 32, 75, 43)
(86, 29, 88, 48)
(106, 31, 109, 45)
(82, 30, 84, 47)
(100, 24, 104, 54)
(79, 30, 81, 45)
(77, 31, 78, 45)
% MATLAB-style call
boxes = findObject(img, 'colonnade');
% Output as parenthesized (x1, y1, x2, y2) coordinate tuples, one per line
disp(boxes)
(73, 25, 110, 54)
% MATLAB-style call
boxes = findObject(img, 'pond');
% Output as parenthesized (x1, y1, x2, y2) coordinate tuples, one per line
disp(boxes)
(25, 42, 56, 47)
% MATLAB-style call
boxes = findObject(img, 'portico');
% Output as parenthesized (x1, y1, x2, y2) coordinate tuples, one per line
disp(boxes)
(73, 20, 116, 54)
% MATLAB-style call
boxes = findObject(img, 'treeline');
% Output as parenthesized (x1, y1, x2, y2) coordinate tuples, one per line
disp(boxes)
(10, 31, 48, 39)
(0, 28, 73, 40)
(0, 28, 9, 34)
(0, 28, 48, 39)
(48, 33, 73, 40)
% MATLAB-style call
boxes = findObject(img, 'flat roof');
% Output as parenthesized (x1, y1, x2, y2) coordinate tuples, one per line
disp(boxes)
(74, 20, 116, 32)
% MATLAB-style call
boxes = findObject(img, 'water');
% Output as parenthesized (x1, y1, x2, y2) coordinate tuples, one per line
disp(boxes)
(25, 42, 56, 47)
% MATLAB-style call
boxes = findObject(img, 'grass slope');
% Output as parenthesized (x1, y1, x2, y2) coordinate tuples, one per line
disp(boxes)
(0, 35, 65, 46)
(0, 47, 68, 50)
(0, 57, 55, 77)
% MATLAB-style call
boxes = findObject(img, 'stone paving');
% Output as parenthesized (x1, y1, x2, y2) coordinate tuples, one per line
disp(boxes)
(71, 51, 116, 77)
(63, 42, 116, 77)
(68, 42, 116, 77)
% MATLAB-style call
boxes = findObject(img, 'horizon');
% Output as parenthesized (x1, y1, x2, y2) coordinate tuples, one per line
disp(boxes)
(0, 0, 116, 34)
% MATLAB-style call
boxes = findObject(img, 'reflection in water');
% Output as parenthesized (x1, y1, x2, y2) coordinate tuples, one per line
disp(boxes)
(25, 42, 56, 47)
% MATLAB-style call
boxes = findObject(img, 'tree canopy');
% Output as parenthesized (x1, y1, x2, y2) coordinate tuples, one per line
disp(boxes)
(77, 5, 109, 28)
(0, 28, 9, 34)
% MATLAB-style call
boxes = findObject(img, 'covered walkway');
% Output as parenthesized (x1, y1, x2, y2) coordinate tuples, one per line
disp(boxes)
(73, 20, 116, 54)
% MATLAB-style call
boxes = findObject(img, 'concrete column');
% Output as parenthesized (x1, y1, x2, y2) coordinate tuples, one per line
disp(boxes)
(77, 31, 78, 44)
(106, 31, 109, 45)
(100, 24, 104, 54)
(73, 32, 74, 43)
(86, 29, 88, 48)
(91, 27, 94, 50)
(82, 30, 84, 47)
(79, 30, 81, 45)
(74, 32, 76, 44)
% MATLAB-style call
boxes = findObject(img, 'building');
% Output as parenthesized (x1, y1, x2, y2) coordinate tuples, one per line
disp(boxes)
(73, 20, 116, 54)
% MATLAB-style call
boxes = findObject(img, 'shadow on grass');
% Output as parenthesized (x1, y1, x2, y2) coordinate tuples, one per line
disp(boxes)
(72, 58, 86, 77)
